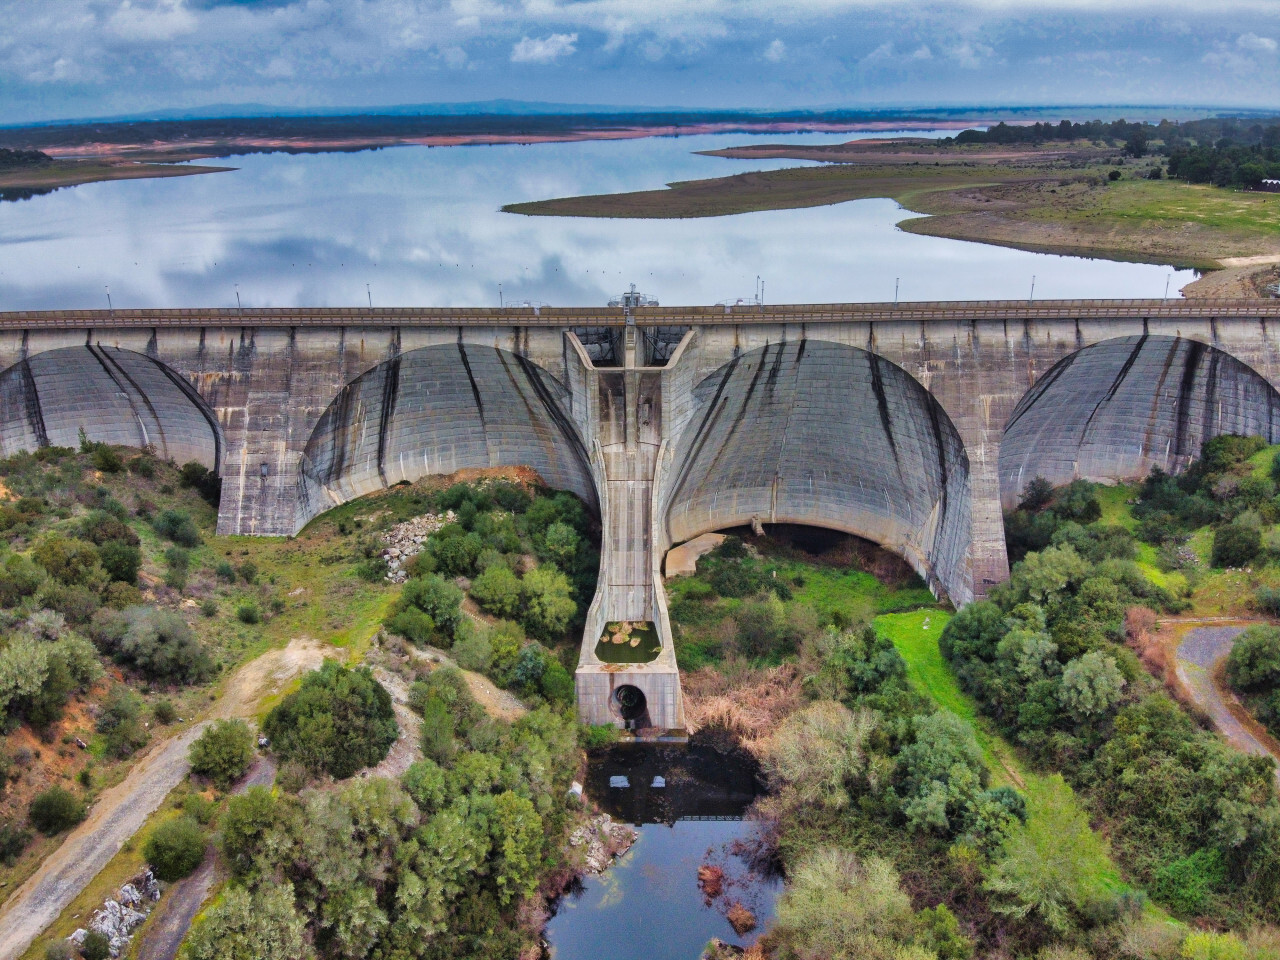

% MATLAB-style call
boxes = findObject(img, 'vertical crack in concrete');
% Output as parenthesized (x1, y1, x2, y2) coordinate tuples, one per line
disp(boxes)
(1172, 340, 1208, 460)
(1079, 334, 1148, 447)
(512, 353, 595, 504)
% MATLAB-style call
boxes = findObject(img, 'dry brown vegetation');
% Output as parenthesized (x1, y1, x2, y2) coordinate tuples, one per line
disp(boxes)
(682, 663, 804, 755)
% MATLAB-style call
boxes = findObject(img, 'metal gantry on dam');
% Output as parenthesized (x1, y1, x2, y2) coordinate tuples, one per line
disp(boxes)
(4, 297, 1280, 731)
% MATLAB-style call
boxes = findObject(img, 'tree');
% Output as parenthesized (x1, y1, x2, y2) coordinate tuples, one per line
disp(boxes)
(765, 702, 879, 811)
(1058, 651, 1127, 723)
(32, 535, 102, 587)
(1212, 523, 1261, 569)
(219, 786, 279, 879)
(771, 848, 925, 960)
(1018, 476, 1055, 512)
(491, 791, 543, 904)
(519, 565, 577, 641)
(262, 662, 398, 779)
(189, 719, 255, 789)
(181, 884, 313, 960)
(1226, 625, 1280, 691)
(28, 786, 85, 835)
(144, 815, 206, 881)
(394, 574, 463, 639)
(97, 685, 149, 758)
(470, 565, 523, 619)
(984, 775, 1115, 933)
(152, 509, 201, 548)
(541, 521, 580, 567)
(115, 606, 215, 685)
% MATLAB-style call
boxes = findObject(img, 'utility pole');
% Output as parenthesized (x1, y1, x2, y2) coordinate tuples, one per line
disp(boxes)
(1029, 275, 1036, 304)
(1164, 274, 1172, 299)
(366, 284, 372, 310)
(894, 278, 900, 306)
(235, 283, 242, 317)
(105, 285, 113, 316)
(499, 283, 504, 308)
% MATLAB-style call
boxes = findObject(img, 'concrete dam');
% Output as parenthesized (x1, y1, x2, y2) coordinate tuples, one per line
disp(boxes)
(3, 298, 1280, 731)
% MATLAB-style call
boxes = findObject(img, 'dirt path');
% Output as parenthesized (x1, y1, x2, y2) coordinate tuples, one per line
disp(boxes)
(368, 667, 423, 780)
(132, 756, 276, 960)
(1176, 626, 1280, 787)
(416, 645, 527, 722)
(0, 638, 332, 960)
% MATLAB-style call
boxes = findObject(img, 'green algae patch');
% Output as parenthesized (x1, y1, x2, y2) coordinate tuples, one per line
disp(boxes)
(595, 620, 661, 663)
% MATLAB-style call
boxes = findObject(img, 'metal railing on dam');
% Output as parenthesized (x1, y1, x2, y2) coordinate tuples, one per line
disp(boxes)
(2, 298, 1279, 328)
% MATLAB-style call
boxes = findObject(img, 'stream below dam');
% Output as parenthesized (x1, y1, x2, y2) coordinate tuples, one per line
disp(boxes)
(545, 739, 780, 960)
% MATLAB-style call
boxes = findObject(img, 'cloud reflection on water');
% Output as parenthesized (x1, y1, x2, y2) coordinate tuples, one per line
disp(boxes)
(0, 132, 1195, 310)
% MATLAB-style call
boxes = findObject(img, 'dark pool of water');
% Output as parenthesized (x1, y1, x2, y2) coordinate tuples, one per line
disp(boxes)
(546, 740, 781, 960)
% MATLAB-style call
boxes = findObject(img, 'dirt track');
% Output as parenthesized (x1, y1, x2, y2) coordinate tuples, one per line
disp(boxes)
(0, 638, 332, 960)
(1176, 626, 1280, 787)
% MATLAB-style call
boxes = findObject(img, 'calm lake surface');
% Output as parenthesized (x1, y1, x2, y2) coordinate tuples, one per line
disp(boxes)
(0, 130, 1194, 310)
(546, 742, 779, 960)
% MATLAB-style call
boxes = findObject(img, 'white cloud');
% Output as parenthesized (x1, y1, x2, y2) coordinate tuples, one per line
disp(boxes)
(510, 32, 578, 63)
(108, 0, 197, 42)
(764, 38, 786, 61)
(1237, 32, 1277, 52)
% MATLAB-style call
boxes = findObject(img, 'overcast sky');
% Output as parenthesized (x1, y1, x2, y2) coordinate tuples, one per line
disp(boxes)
(2, 0, 1279, 126)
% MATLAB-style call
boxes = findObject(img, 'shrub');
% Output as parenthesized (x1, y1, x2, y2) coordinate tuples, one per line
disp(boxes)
(28, 786, 85, 835)
(32, 535, 101, 587)
(580, 724, 620, 749)
(262, 662, 397, 779)
(91, 445, 123, 474)
(451, 623, 493, 671)
(153, 698, 178, 724)
(214, 560, 235, 582)
(153, 509, 201, 548)
(1151, 848, 1226, 915)
(235, 602, 260, 625)
(180, 883, 312, 960)
(189, 719, 255, 789)
(116, 606, 215, 685)
(1226, 625, 1280, 691)
(519, 565, 577, 641)
(1212, 523, 1261, 568)
(540, 658, 574, 705)
(470, 565, 523, 619)
(0, 819, 31, 866)
(178, 461, 222, 508)
(386, 607, 435, 645)
(99, 541, 141, 585)
(772, 848, 921, 960)
(81, 931, 111, 960)
(200, 598, 218, 618)
(96, 686, 150, 758)
(392, 574, 462, 639)
(144, 815, 206, 881)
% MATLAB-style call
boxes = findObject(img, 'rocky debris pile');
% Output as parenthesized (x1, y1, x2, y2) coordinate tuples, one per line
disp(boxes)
(69, 870, 160, 957)
(380, 511, 455, 582)
(568, 813, 637, 875)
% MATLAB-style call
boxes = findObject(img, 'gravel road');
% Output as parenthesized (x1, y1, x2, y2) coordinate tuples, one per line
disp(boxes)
(1176, 626, 1280, 785)
(0, 638, 330, 960)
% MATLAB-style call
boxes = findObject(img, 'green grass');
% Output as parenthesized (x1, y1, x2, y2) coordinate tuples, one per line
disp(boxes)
(873, 611, 1142, 901)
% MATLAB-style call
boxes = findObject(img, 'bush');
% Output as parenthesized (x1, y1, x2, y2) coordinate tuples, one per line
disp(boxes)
(1212, 523, 1261, 568)
(28, 786, 85, 835)
(32, 535, 101, 587)
(96, 686, 150, 758)
(386, 607, 435, 645)
(189, 719, 255, 789)
(580, 724, 620, 749)
(262, 662, 397, 779)
(1226, 625, 1280, 691)
(451, 623, 493, 671)
(91, 445, 123, 474)
(144, 815, 206, 881)
(99, 541, 141, 585)
(470, 565, 523, 618)
(81, 931, 111, 960)
(178, 461, 222, 508)
(392, 574, 462, 639)
(153, 509, 201, 548)
(153, 698, 178, 724)
(519, 565, 577, 641)
(114, 606, 215, 685)
(1151, 848, 1226, 915)
(235, 603, 261, 625)
(0, 819, 31, 866)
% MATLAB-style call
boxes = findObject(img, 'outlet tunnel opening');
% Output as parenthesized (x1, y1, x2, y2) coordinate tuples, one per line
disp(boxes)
(0, 346, 223, 473)
(999, 335, 1280, 509)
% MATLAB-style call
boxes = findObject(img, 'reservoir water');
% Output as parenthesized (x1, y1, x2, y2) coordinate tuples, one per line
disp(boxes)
(546, 741, 779, 960)
(0, 131, 1194, 310)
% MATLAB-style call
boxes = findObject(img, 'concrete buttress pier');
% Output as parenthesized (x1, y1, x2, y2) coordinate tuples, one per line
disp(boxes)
(4, 300, 1280, 730)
